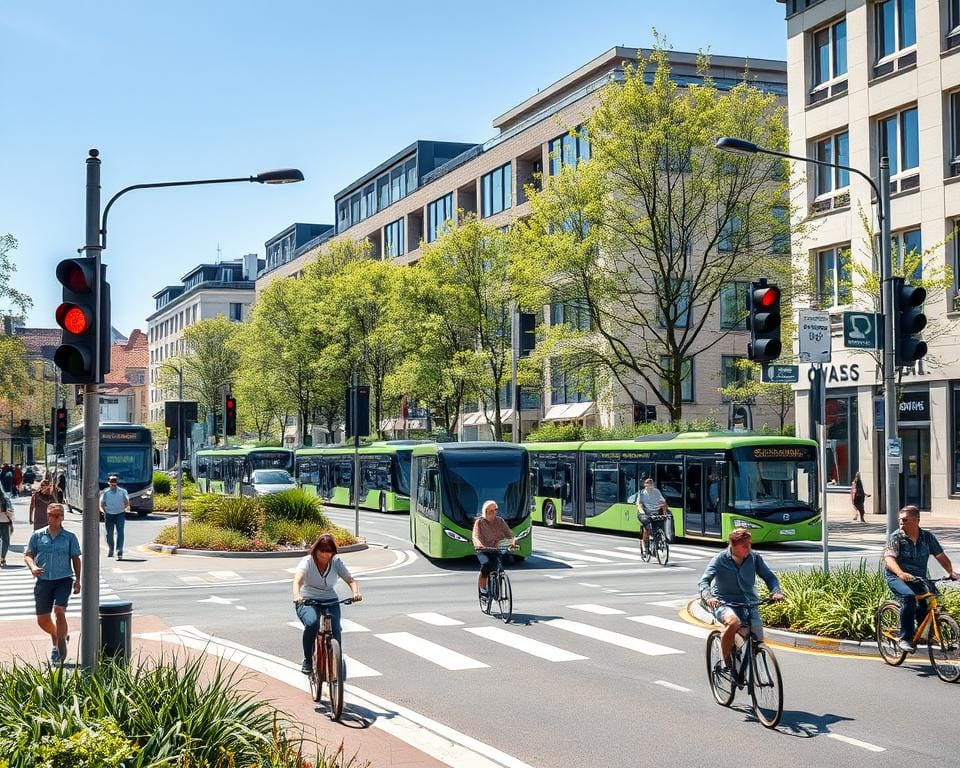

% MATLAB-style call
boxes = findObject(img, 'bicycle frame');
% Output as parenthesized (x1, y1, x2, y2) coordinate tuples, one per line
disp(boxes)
(302, 597, 353, 719)
(898, 578, 946, 645)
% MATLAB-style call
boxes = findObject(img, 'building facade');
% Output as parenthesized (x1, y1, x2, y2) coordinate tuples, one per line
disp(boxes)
(783, 0, 960, 514)
(146, 254, 262, 424)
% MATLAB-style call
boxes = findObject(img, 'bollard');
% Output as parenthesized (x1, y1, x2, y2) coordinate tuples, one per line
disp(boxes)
(99, 601, 133, 662)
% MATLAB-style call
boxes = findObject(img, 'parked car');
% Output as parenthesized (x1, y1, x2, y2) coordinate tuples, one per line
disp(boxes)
(242, 469, 297, 497)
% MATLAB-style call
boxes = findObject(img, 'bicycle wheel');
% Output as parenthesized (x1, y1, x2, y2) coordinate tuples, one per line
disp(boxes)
(326, 637, 345, 720)
(705, 630, 735, 706)
(496, 572, 513, 623)
(750, 643, 783, 728)
(655, 530, 669, 566)
(876, 601, 907, 666)
(928, 613, 960, 683)
(309, 638, 325, 702)
(639, 535, 652, 562)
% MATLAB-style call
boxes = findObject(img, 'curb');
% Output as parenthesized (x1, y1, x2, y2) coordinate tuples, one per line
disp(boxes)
(685, 599, 880, 658)
(145, 540, 369, 558)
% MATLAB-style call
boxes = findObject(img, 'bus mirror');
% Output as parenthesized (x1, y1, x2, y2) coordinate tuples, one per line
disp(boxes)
(426, 467, 439, 491)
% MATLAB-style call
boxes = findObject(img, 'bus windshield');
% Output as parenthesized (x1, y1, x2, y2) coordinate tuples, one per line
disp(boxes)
(731, 446, 817, 516)
(248, 451, 292, 472)
(440, 450, 527, 528)
(395, 450, 413, 496)
(100, 447, 152, 484)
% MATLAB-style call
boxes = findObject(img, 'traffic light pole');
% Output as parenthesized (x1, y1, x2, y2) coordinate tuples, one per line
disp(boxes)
(880, 158, 898, 538)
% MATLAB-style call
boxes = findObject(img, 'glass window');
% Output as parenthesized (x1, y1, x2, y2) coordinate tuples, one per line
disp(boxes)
(659, 278, 690, 328)
(876, 0, 915, 59)
(952, 0, 960, 32)
(229, 303, 242, 322)
(813, 19, 847, 87)
(815, 245, 852, 307)
(660, 356, 693, 402)
(879, 107, 919, 178)
(377, 175, 389, 210)
(481, 163, 512, 217)
(549, 299, 591, 331)
(361, 184, 375, 219)
(950, 92, 960, 171)
(550, 361, 593, 404)
(952, 386, 960, 494)
(427, 193, 454, 243)
(440, 449, 528, 528)
(824, 393, 858, 487)
(719, 213, 743, 252)
(405, 159, 417, 195)
(814, 131, 850, 195)
(337, 200, 350, 232)
(892, 228, 922, 281)
(548, 127, 591, 175)
(721, 356, 753, 388)
(385, 218, 405, 259)
(772, 206, 790, 253)
(720, 282, 749, 329)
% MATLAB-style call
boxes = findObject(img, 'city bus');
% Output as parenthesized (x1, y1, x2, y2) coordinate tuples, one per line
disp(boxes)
(294, 441, 427, 513)
(63, 422, 154, 516)
(409, 442, 533, 559)
(193, 446, 294, 496)
(526, 432, 820, 544)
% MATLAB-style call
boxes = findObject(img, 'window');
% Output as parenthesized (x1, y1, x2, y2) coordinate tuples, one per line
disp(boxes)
(949, 92, 960, 176)
(427, 193, 454, 243)
(229, 303, 243, 322)
(892, 228, 922, 281)
(879, 106, 919, 180)
(658, 278, 690, 328)
(350, 193, 361, 225)
(721, 356, 753, 388)
(385, 218, 404, 258)
(361, 184, 375, 219)
(719, 212, 743, 251)
(405, 159, 417, 195)
(950, 0, 960, 48)
(550, 299, 591, 331)
(337, 199, 350, 232)
(814, 131, 850, 195)
(548, 127, 591, 175)
(772, 206, 790, 253)
(812, 18, 847, 88)
(550, 362, 593, 404)
(481, 163, 512, 217)
(720, 282, 749, 329)
(822, 393, 858, 487)
(875, 0, 916, 60)
(377, 175, 389, 211)
(952, 385, 960, 493)
(660, 356, 693, 402)
(815, 245, 852, 307)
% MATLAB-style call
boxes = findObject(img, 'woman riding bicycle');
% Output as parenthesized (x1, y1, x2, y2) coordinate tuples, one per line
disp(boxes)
(472, 499, 516, 598)
(637, 477, 669, 557)
(292, 534, 362, 675)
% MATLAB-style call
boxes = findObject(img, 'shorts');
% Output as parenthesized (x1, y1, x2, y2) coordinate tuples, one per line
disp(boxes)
(638, 514, 662, 534)
(711, 603, 764, 640)
(34, 577, 73, 615)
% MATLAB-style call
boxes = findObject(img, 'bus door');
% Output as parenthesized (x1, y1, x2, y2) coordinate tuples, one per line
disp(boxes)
(682, 459, 720, 538)
(558, 455, 582, 525)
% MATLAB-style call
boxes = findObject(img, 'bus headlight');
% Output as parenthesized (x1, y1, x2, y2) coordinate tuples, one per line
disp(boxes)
(515, 526, 531, 540)
(443, 528, 468, 542)
(732, 519, 761, 529)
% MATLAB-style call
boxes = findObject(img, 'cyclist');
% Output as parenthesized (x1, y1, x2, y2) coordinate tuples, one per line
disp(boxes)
(698, 527, 784, 674)
(637, 477, 669, 556)
(883, 505, 960, 653)
(292, 533, 362, 675)
(472, 499, 516, 597)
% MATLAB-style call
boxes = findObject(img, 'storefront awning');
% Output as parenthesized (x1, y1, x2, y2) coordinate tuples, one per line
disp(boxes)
(461, 409, 515, 428)
(380, 418, 428, 431)
(541, 401, 596, 422)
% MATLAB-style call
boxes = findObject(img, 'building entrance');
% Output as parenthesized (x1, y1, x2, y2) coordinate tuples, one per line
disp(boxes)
(899, 427, 930, 510)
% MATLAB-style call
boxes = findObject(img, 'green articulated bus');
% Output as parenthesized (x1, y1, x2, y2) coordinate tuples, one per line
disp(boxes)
(409, 442, 533, 559)
(527, 432, 821, 544)
(294, 440, 428, 513)
(193, 446, 294, 496)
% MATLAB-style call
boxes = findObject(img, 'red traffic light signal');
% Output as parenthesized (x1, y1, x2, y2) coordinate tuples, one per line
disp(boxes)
(225, 394, 237, 436)
(54, 257, 108, 384)
(747, 280, 782, 363)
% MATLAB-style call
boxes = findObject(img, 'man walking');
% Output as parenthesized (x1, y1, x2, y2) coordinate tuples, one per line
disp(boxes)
(23, 503, 81, 665)
(99, 474, 130, 560)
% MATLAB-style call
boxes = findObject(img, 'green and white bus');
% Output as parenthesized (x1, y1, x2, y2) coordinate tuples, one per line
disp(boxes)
(409, 442, 533, 559)
(193, 446, 294, 496)
(294, 441, 428, 513)
(527, 432, 820, 544)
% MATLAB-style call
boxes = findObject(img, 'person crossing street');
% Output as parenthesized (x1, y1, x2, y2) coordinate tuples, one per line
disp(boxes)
(99, 474, 130, 560)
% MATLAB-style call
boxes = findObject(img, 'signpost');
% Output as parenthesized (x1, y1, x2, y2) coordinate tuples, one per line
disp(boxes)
(761, 363, 800, 384)
(797, 310, 832, 363)
(842, 311, 881, 349)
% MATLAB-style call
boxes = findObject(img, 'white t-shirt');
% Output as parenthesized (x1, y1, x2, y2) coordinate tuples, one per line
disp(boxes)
(638, 487, 667, 515)
(296, 554, 352, 601)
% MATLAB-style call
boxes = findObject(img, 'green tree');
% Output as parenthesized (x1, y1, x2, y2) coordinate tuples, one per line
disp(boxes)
(0, 235, 32, 406)
(512, 46, 802, 424)
(717, 358, 794, 434)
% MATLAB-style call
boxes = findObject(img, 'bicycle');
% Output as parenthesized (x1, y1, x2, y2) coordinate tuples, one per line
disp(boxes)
(301, 597, 356, 720)
(638, 513, 669, 566)
(876, 576, 960, 683)
(476, 541, 516, 623)
(704, 597, 783, 728)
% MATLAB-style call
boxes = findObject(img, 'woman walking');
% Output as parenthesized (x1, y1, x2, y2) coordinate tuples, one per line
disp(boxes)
(850, 471, 869, 522)
(30, 480, 57, 531)
(0, 491, 13, 566)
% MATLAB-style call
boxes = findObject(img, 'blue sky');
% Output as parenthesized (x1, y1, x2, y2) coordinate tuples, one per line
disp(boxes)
(2, 1, 788, 335)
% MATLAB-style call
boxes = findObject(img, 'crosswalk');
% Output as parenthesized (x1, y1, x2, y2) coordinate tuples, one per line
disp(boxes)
(0, 568, 120, 621)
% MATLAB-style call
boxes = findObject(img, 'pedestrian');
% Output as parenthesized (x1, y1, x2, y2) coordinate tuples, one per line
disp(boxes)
(30, 479, 57, 531)
(54, 471, 65, 504)
(13, 464, 22, 497)
(23, 503, 81, 665)
(99, 474, 130, 560)
(0, 491, 13, 566)
(850, 471, 869, 522)
(0, 463, 13, 497)
(22, 465, 36, 491)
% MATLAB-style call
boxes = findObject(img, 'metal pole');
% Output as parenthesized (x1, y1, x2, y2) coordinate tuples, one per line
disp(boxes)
(879, 157, 898, 538)
(221, 386, 227, 446)
(818, 364, 829, 573)
(176, 367, 183, 549)
(352, 371, 360, 537)
(80, 149, 102, 671)
(511, 303, 520, 443)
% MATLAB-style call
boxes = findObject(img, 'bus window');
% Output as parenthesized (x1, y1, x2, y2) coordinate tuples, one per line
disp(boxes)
(297, 458, 319, 485)
(620, 462, 639, 503)
(593, 464, 618, 506)
(657, 463, 684, 508)
(416, 458, 439, 521)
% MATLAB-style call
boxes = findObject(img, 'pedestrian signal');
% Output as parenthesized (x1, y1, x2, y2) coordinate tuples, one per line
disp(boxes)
(747, 279, 782, 363)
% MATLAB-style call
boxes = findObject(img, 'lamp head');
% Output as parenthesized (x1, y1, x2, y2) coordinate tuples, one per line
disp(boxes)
(715, 137, 760, 156)
(253, 168, 304, 184)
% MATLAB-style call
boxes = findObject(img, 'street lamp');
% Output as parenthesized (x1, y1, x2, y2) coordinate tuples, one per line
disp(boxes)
(77, 149, 303, 670)
(159, 362, 184, 550)
(715, 137, 898, 545)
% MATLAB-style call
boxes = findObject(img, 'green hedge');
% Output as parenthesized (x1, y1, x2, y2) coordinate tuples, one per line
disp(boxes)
(151, 472, 170, 495)
(526, 418, 724, 443)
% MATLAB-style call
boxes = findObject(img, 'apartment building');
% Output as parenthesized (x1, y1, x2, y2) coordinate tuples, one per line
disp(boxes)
(259, 46, 789, 439)
(783, 0, 960, 514)
(146, 254, 262, 423)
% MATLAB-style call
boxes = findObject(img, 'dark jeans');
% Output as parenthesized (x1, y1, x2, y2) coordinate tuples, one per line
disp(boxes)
(0, 522, 9, 559)
(477, 551, 503, 576)
(296, 600, 342, 663)
(104, 513, 126, 555)
(886, 574, 933, 641)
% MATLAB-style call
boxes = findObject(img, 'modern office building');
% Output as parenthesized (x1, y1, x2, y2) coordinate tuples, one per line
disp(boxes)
(782, 0, 960, 514)
(259, 47, 790, 440)
(147, 254, 262, 423)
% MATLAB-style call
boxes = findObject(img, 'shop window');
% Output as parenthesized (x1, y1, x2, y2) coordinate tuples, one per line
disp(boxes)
(823, 393, 858, 487)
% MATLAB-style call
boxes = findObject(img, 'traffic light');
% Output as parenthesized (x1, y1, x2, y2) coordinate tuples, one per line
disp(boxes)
(518, 312, 537, 357)
(893, 277, 927, 366)
(746, 279, 782, 363)
(53, 257, 111, 384)
(54, 408, 68, 449)
(224, 394, 237, 436)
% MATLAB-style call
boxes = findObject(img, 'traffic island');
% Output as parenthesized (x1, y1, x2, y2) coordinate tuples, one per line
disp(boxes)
(146, 540, 368, 557)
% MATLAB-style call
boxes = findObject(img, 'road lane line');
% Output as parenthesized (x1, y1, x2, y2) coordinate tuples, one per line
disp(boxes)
(409, 612, 465, 626)
(545, 619, 683, 656)
(375, 632, 488, 670)
(654, 680, 690, 692)
(464, 626, 587, 662)
(627, 615, 712, 639)
(826, 734, 885, 752)
(584, 549, 645, 561)
(567, 604, 626, 615)
(613, 546, 700, 561)
(545, 551, 612, 563)
(285, 619, 369, 633)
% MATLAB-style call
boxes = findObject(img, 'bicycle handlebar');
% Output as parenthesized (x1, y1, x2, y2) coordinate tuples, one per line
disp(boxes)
(475, 546, 519, 554)
(298, 597, 357, 607)
(702, 596, 780, 609)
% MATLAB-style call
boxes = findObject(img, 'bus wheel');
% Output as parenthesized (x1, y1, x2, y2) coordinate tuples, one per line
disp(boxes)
(544, 501, 557, 528)
(137, 511, 150, 519)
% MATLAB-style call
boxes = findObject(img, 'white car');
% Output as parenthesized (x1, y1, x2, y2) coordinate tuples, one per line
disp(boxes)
(243, 469, 297, 497)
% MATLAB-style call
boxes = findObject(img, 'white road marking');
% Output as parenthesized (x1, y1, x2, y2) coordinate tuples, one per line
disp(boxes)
(654, 680, 690, 692)
(614, 546, 700, 561)
(648, 598, 691, 608)
(577, 582, 603, 588)
(286, 619, 369, 633)
(826, 734, 886, 752)
(375, 632, 489, 670)
(464, 626, 587, 662)
(198, 595, 236, 605)
(584, 549, 645, 561)
(567, 604, 626, 615)
(528, 553, 586, 567)
(546, 551, 612, 563)
(208, 570, 243, 581)
(178, 575, 205, 584)
(627, 615, 712, 639)
(409, 612, 465, 626)
(545, 619, 683, 656)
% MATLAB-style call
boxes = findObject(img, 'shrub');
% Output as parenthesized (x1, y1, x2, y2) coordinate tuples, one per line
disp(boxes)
(183, 493, 223, 522)
(151, 472, 171, 495)
(32, 717, 134, 768)
(210, 496, 262, 536)
(263, 517, 316, 548)
(526, 423, 584, 442)
(155, 521, 253, 551)
(260, 488, 328, 524)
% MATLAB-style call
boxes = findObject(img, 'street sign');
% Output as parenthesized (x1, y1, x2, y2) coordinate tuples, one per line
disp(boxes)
(842, 311, 880, 349)
(761, 363, 800, 384)
(797, 310, 831, 363)
(887, 437, 903, 470)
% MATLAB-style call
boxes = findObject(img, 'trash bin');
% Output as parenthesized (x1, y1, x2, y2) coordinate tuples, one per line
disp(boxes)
(99, 601, 133, 662)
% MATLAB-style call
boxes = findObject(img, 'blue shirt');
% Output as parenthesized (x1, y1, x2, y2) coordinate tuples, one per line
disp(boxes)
(26, 527, 81, 581)
(100, 486, 129, 515)
(698, 549, 781, 605)
(884, 529, 943, 579)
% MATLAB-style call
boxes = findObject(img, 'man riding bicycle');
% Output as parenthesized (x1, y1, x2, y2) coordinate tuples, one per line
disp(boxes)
(472, 499, 516, 597)
(698, 528, 784, 673)
(883, 505, 960, 653)
(637, 477, 669, 557)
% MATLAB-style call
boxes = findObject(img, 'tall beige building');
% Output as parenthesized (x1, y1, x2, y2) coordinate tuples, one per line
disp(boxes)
(783, 0, 960, 514)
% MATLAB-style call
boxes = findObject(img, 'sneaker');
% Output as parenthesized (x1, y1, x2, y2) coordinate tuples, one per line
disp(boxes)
(116, 552, 122, 561)
(49, 647, 61, 665)
(0, 558, 5, 567)
(107, 550, 114, 558)
(301, 660, 312, 675)
(898, 638, 917, 654)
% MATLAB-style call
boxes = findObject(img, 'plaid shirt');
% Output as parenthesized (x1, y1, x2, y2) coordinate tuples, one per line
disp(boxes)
(884, 528, 943, 579)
